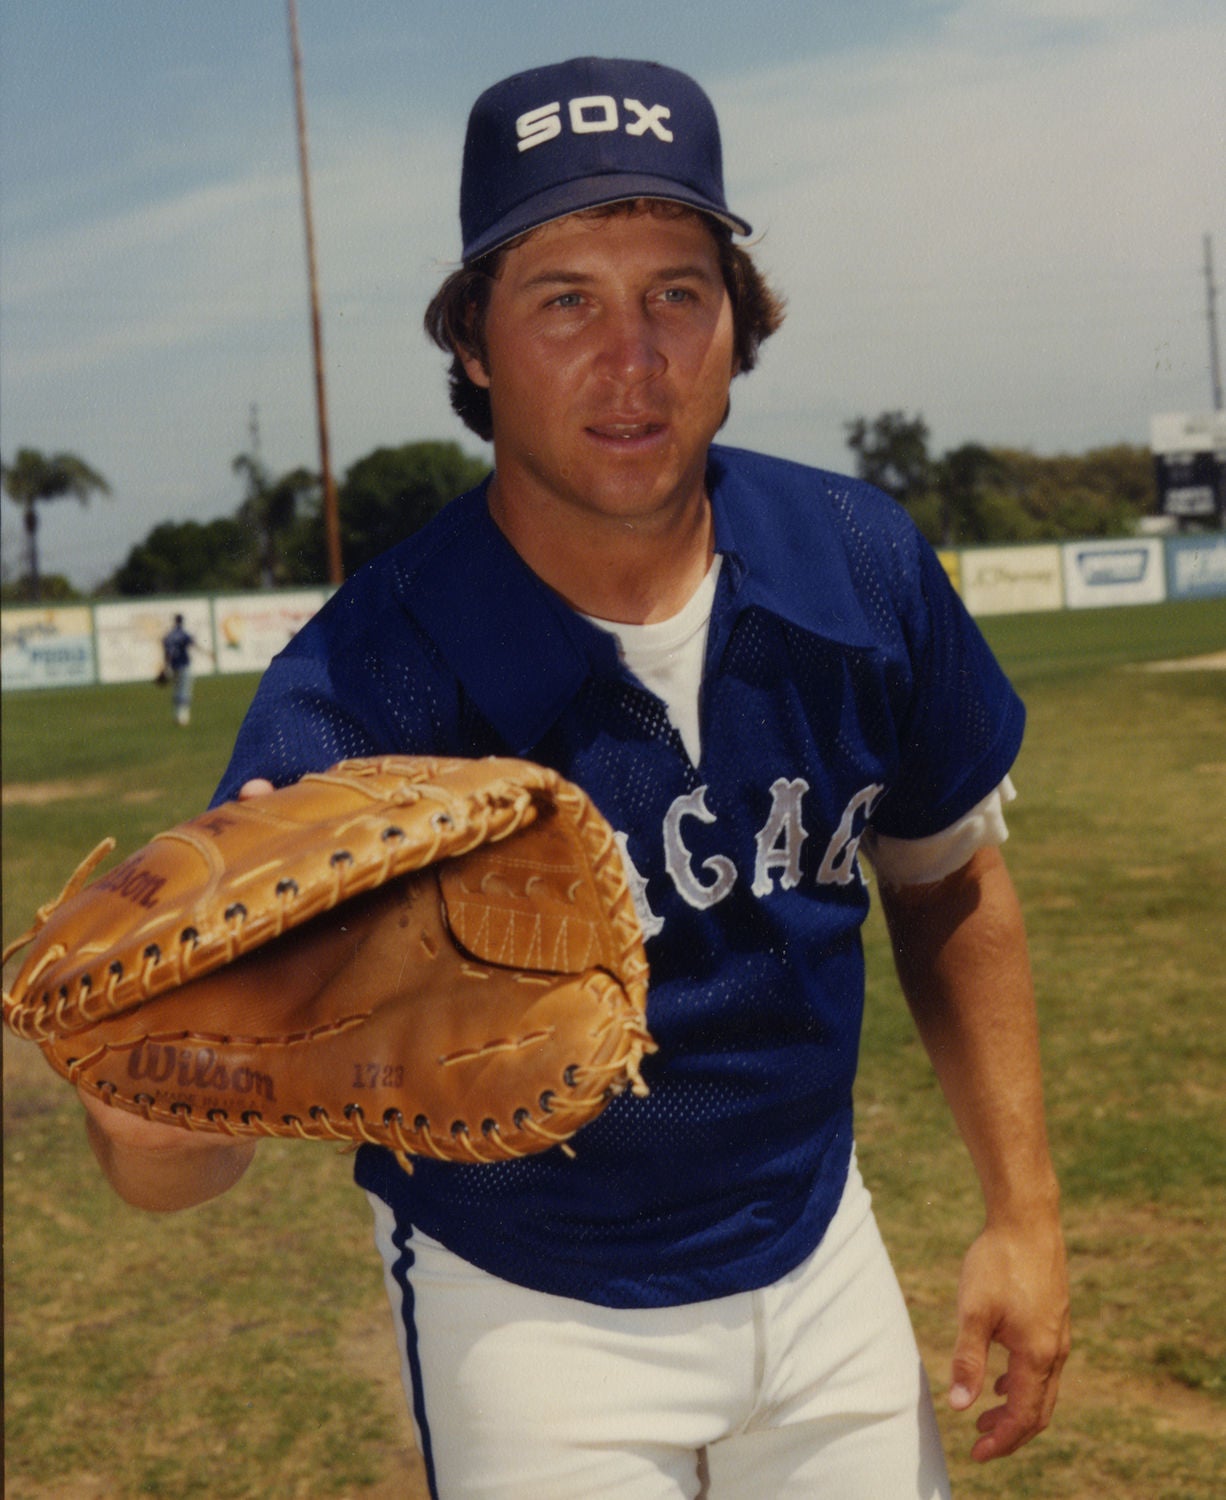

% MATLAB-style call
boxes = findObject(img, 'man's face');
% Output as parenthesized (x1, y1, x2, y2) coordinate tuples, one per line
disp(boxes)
(461, 206, 736, 534)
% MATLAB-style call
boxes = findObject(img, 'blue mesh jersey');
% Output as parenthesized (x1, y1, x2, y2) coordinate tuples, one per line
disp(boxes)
(214, 445, 1024, 1309)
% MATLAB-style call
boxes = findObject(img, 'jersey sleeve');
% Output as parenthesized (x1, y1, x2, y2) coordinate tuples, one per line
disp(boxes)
(210, 591, 460, 806)
(871, 525, 1025, 841)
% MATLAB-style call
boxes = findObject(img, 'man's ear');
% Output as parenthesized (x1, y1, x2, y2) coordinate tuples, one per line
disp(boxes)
(458, 345, 492, 390)
(456, 300, 491, 388)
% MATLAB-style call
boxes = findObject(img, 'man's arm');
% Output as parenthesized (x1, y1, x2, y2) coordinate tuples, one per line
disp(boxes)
(877, 844, 1070, 1463)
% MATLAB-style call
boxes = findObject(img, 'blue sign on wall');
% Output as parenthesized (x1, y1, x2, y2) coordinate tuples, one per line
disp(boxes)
(1166, 534, 1226, 600)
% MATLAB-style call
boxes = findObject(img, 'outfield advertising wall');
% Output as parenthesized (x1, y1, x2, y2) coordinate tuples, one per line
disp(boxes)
(3, 590, 329, 692)
(3, 534, 1223, 691)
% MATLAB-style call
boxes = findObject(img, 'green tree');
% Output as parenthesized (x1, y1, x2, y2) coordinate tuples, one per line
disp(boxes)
(109, 517, 258, 595)
(1, 448, 111, 601)
(845, 414, 1156, 545)
(102, 440, 489, 595)
(283, 441, 489, 581)
(232, 454, 319, 588)
(977, 446, 1155, 541)
(844, 411, 933, 509)
(0, 573, 82, 605)
(932, 443, 1008, 545)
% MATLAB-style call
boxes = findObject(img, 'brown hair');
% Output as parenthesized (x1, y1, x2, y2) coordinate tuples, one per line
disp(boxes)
(424, 202, 786, 442)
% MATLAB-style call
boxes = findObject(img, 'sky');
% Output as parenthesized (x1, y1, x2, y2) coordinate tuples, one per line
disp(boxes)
(1, 0, 1223, 590)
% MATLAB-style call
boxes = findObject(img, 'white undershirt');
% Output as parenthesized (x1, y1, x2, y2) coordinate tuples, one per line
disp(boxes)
(583, 557, 721, 767)
(583, 556, 1013, 886)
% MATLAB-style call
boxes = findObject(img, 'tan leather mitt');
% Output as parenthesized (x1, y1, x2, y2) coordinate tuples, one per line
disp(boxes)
(2, 756, 653, 1167)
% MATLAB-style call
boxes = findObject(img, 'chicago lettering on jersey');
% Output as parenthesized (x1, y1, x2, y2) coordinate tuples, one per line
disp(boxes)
(619, 778, 885, 936)
(516, 96, 674, 152)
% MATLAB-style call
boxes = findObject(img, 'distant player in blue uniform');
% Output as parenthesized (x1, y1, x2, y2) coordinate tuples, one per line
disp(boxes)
(81, 56, 1069, 1498)
(160, 613, 200, 725)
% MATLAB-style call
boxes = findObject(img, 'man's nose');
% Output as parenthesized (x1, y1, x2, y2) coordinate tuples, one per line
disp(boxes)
(594, 305, 667, 385)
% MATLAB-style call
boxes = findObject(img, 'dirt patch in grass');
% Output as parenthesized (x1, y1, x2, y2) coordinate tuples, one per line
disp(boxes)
(1136, 651, 1226, 672)
(2, 776, 112, 806)
(2, 778, 164, 806)
(1053, 1348, 1225, 1442)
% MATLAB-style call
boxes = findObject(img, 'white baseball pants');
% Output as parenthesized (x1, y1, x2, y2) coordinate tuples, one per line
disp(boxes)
(368, 1161, 950, 1499)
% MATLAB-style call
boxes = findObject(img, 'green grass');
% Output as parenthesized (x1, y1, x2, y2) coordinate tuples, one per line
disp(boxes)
(857, 597, 1226, 1495)
(4, 597, 1226, 1498)
(976, 596, 1226, 681)
(2, 675, 263, 951)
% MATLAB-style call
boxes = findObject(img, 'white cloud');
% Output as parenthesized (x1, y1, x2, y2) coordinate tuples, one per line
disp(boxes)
(4, 172, 305, 378)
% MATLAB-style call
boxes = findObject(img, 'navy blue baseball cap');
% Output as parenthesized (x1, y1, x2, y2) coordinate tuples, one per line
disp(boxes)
(460, 57, 752, 263)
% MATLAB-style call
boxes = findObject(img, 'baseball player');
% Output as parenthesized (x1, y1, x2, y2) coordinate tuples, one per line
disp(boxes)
(160, 612, 208, 725)
(80, 56, 1069, 1499)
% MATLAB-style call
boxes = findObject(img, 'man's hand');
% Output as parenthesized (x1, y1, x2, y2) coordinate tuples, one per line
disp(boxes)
(74, 779, 275, 1211)
(80, 1086, 257, 1212)
(949, 1215, 1070, 1462)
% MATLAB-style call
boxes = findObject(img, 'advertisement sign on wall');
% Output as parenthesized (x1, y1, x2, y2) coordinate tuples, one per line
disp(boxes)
(960, 545, 1064, 616)
(94, 600, 217, 685)
(1166, 534, 1226, 600)
(211, 591, 326, 674)
(1062, 539, 1166, 609)
(0, 607, 96, 690)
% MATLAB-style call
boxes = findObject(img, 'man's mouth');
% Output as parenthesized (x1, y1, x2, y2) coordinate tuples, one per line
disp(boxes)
(587, 421, 665, 441)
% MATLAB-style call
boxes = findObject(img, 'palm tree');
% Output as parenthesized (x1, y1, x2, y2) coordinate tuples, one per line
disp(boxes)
(232, 452, 318, 588)
(2, 448, 111, 600)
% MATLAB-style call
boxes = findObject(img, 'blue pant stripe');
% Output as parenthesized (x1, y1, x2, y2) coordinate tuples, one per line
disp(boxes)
(390, 1222, 440, 1500)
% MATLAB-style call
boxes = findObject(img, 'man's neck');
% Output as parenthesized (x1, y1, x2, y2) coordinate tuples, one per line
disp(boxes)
(486, 474, 716, 625)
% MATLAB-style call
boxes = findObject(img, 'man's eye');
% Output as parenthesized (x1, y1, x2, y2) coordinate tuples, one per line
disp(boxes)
(660, 286, 695, 304)
(550, 292, 584, 308)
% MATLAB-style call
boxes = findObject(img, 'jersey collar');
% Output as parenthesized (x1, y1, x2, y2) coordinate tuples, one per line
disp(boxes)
(706, 446, 879, 650)
(397, 480, 619, 754)
(400, 449, 878, 754)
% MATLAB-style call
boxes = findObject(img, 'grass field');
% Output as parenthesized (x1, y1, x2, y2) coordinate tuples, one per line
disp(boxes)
(4, 597, 1225, 1499)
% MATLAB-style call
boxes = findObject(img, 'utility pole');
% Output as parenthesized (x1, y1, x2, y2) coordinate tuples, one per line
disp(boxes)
(1206, 233, 1223, 412)
(287, 0, 344, 585)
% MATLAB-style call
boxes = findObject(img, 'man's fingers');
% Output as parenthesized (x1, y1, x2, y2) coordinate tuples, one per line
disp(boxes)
(969, 1375, 1035, 1461)
(948, 1311, 991, 1411)
(238, 778, 275, 800)
(1039, 1305, 1071, 1429)
(966, 1332, 1068, 1463)
(971, 1400, 1035, 1462)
